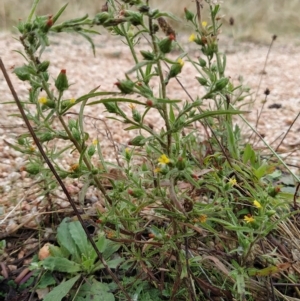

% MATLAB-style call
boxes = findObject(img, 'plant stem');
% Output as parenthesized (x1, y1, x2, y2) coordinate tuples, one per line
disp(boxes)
(148, 14, 171, 155)
(27, 0, 40, 23)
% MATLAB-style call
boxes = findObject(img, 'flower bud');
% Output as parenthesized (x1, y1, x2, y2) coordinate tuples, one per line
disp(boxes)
(37, 61, 50, 72)
(214, 77, 229, 91)
(165, 59, 184, 85)
(55, 69, 69, 92)
(72, 127, 81, 141)
(128, 135, 146, 146)
(184, 8, 194, 21)
(14, 66, 31, 81)
(138, 5, 150, 14)
(198, 57, 206, 67)
(87, 145, 96, 157)
(196, 77, 208, 86)
(114, 80, 134, 94)
(128, 188, 144, 198)
(140, 50, 155, 60)
(268, 186, 281, 197)
(93, 12, 111, 25)
(176, 156, 186, 170)
(25, 163, 41, 175)
(18, 137, 26, 145)
(104, 102, 118, 113)
(68, 119, 77, 130)
(44, 100, 55, 109)
(158, 34, 175, 54)
(124, 10, 143, 26)
(132, 109, 141, 123)
(39, 132, 54, 142)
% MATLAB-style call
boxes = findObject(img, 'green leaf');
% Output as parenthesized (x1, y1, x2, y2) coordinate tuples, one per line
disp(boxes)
(254, 164, 268, 180)
(43, 275, 80, 301)
(52, 3, 69, 24)
(68, 221, 89, 256)
(37, 271, 56, 289)
(226, 122, 238, 159)
(49, 245, 68, 258)
(153, 11, 181, 22)
(126, 61, 154, 75)
(183, 109, 246, 126)
(75, 92, 118, 103)
(42, 257, 82, 273)
(77, 31, 96, 56)
(87, 97, 145, 106)
(57, 218, 79, 260)
(242, 143, 255, 164)
(157, 98, 181, 104)
(96, 234, 107, 253)
(93, 257, 124, 272)
(75, 279, 114, 301)
(102, 240, 121, 259)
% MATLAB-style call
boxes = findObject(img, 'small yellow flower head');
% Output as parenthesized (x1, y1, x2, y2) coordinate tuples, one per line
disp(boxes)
(128, 103, 136, 110)
(177, 58, 184, 67)
(69, 163, 79, 172)
(29, 145, 35, 152)
(244, 215, 255, 223)
(189, 33, 196, 42)
(125, 148, 130, 153)
(158, 154, 170, 165)
(154, 167, 161, 173)
(106, 230, 115, 239)
(70, 98, 76, 104)
(253, 200, 262, 209)
(202, 21, 207, 28)
(92, 139, 98, 146)
(38, 96, 48, 104)
(199, 214, 207, 223)
(229, 177, 237, 186)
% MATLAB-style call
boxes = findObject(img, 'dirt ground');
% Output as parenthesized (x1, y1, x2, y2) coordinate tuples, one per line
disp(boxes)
(0, 31, 300, 231)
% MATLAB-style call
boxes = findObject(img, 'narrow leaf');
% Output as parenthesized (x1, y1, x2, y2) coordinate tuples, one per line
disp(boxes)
(43, 275, 80, 301)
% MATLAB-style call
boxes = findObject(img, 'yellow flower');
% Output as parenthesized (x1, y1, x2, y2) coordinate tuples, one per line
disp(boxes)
(189, 33, 196, 42)
(92, 139, 98, 145)
(229, 177, 237, 186)
(154, 167, 161, 173)
(128, 103, 136, 110)
(70, 98, 76, 104)
(202, 21, 207, 28)
(177, 58, 184, 67)
(158, 154, 170, 165)
(38, 96, 47, 104)
(199, 214, 207, 223)
(69, 163, 79, 172)
(253, 200, 262, 209)
(106, 230, 115, 239)
(244, 215, 255, 223)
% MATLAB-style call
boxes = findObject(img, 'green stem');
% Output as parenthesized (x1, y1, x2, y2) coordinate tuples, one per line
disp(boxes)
(148, 15, 171, 155)
(27, 0, 40, 23)
(121, 24, 145, 80)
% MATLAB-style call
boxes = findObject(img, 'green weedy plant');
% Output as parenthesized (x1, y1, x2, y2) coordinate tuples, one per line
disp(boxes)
(2, 0, 300, 300)
(31, 218, 120, 301)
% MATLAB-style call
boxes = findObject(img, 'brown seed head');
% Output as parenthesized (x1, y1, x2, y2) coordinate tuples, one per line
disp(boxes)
(264, 88, 270, 96)
(157, 17, 176, 39)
